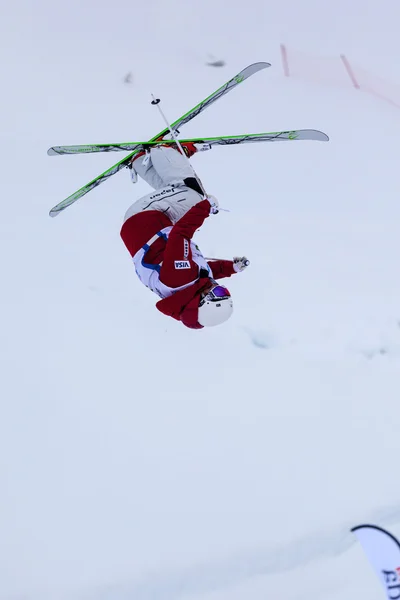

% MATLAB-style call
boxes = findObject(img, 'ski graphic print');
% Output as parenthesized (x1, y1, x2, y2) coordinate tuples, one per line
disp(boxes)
(48, 129, 329, 156)
(49, 62, 270, 217)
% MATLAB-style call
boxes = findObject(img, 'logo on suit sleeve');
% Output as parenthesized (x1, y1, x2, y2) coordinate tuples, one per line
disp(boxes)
(174, 260, 191, 269)
(183, 239, 189, 258)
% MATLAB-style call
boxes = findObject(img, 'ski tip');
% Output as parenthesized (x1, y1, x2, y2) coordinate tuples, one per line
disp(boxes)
(253, 61, 271, 69)
(301, 130, 329, 142)
(317, 131, 330, 141)
(47, 147, 58, 156)
(239, 62, 271, 78)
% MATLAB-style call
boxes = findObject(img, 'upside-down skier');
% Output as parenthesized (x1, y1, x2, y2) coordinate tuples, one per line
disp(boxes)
(120, 143, 249, 329)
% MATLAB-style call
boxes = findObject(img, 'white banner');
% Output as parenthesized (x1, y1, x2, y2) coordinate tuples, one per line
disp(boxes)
(352, 524, 400, 600)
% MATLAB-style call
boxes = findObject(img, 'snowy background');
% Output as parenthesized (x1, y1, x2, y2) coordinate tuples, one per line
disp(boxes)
(2, 1, 400, 599)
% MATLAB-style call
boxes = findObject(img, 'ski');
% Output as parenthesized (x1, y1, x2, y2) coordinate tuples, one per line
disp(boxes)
(48, 129, 329, 156)
(49, 62, 270, 217)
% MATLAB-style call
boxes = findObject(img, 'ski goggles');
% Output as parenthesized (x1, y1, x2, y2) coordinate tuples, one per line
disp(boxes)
(200, 285, 231, 305)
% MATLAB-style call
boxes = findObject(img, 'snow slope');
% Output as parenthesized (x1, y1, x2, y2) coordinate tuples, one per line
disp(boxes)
(1, 1, 400, 599)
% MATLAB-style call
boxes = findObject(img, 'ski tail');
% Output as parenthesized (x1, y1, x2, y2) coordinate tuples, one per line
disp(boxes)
(48, 62, 271, 217)
(48, 153, 142, 217)
(47, 144, 141, 156)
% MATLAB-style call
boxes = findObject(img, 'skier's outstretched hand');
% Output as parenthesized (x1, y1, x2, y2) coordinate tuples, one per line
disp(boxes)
(206, 195, 219, 215)
(233, 256, 250, 272)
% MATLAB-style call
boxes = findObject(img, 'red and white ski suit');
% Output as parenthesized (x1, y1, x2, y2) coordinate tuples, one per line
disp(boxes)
(120, 146, 236, 329)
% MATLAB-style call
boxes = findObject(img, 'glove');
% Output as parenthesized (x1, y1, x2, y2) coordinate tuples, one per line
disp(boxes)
(206, 195, 219, 215)
(194, 142, 212, 152)
(233, 256, 250, 272)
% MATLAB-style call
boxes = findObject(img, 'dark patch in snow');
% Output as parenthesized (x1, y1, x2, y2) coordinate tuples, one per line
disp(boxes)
(206, 59, 226, 67)
(361, 346, 389, 359)
(244, 328, 276, 349)
(350, 318, 400, 359)
(205, 55, 226, 67)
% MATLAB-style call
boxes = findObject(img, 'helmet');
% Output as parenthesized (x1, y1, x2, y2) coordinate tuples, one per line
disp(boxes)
(198, 284, 233, 327)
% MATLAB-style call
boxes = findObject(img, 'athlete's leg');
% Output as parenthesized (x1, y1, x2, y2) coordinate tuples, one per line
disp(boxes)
(132, 146, 196, 189)
(123, 185, 202, 224)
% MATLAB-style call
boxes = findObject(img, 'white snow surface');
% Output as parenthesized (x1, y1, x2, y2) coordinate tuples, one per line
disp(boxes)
(2, 1, 400, 599)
